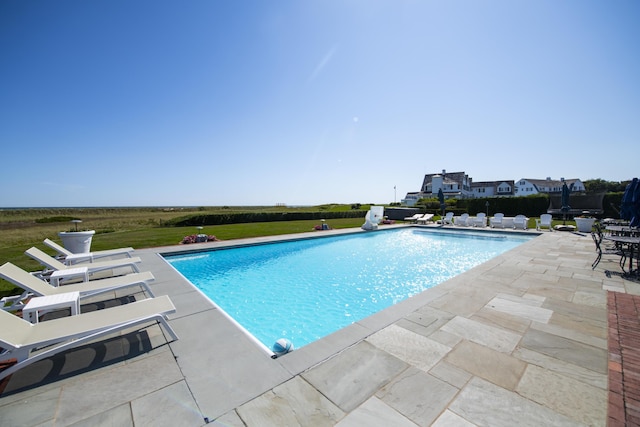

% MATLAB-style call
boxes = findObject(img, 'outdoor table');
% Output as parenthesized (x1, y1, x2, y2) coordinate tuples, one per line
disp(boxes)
(49, 266, 89, 286)
(604, 235, 640, 276)
(23, 291, 80, 323)
(606, 225, 640, 237)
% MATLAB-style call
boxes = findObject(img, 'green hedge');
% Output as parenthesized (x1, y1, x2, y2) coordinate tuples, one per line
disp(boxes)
(167, 211, 367, 227)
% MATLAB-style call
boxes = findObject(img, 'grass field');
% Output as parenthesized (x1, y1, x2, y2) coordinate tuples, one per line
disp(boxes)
(0, 206, 367, 297)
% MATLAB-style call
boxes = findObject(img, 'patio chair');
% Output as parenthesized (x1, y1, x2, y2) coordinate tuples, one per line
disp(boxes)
(590, 224, 624, 269)
(442, 212, 454, 225)
(471, 213, 487, 227)
(536, 214, 553, 231)
(25, 247, 142, 280)
(416, 213, 435, 224)
(489, 213, 504, 228)
(0, 262, 155, 309)
(0, 294, 177, 381)
(44, 238, 134, 264)
(454, 213, 470, 226)
(513, 215, 528, 230)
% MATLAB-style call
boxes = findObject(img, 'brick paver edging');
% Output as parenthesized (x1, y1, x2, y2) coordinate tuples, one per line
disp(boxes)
(608, 291, 640, 426)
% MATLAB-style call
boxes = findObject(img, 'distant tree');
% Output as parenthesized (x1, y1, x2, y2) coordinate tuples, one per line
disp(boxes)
(583, 179, 629, 193)
(583, 179, 608, 193)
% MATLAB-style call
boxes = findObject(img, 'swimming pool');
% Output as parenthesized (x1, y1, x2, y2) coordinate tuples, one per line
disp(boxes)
(164, 228, 533, 353)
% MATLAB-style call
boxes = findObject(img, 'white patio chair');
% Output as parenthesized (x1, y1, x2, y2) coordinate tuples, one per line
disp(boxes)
(454, 213, 470, 226)
(536, 214, 553, 231)
(442, 212, 454, 225)
(490, 213, 504, 228)
(513, 215, 529, 230)
(472, 213, 487, 227)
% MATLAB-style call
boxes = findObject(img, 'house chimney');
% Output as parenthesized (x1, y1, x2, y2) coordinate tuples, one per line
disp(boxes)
(442, 169, 446, 175)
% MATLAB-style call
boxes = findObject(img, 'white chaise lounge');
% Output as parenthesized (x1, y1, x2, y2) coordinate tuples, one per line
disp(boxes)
(25, 247, 142, 281)
(0, 262, 155, 311)
(44, 238, 134, 265)
(417, 213, 435, 224)
(0, 295, 177, 381)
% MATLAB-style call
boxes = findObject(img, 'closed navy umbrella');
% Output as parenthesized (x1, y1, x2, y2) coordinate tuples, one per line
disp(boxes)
(561, 182, 571, 225)
(438, 188, 445, 216)
(632, 178, 640, 227)
(620, 178, 637, 223)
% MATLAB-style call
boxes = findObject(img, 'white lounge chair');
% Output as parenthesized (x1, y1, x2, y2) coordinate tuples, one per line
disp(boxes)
(454, 213, 470, 226)
(536, 214, 553, 231)
(403, 213, 422, 223)
(490, 213, 504, 228)
(0, 295, 177, 381)
(44, 238, 134, 265)
(0, 262, 155, 310)
(471, 213, 487, 227)
(513, 215, 528, 230)
(417, 213, 435, 224)
(442, 212, 454, 225)
(25, 247, 141, 281)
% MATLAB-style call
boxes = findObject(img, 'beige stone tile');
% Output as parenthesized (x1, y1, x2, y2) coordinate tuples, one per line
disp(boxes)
(445, 341, 526, 390)
(548, 311, 607, 339)
(449, 377, 581, 427)
(236, 376, 344, 427)
(519, 329, 607, 374)
(485, 295, 553, 323)
(513, 347, 607, 390)
(429, 361, 472, 389)
(531, 321, 607, 350)
(432, 410, 477, 426)
(302, 341, 408, 412)
(542, 297, 606, 323)
(472, 306, 531, 334)
(428, 287, 495, 317)
(366, 324, 451, 372)
(213, 410, 246, 427)
(428, 330, 463, 348)
(516, 364, 606, 426)
(335, 397, 419, 427)
(376, 367, 458, 427)
(572, 290, 606, 307)
(440, 316, 521, 353)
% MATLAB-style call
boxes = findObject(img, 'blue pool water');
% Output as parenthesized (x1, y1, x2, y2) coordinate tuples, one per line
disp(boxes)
(165, 228, 533, 351)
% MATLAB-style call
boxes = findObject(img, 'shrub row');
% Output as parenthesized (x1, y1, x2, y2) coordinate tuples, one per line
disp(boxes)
(167, 211, 367, 227)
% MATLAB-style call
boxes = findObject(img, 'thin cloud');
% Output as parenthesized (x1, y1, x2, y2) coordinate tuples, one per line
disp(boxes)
(308, 46, 338, 82)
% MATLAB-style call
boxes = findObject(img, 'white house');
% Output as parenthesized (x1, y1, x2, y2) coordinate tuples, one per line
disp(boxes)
(515, 178, 585, 196)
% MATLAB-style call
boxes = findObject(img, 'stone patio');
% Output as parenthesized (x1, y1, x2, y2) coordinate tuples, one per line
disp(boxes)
(1, 225, 636, 426)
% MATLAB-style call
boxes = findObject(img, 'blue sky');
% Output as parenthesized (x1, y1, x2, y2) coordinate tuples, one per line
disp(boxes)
(1, 1, 638, 207)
